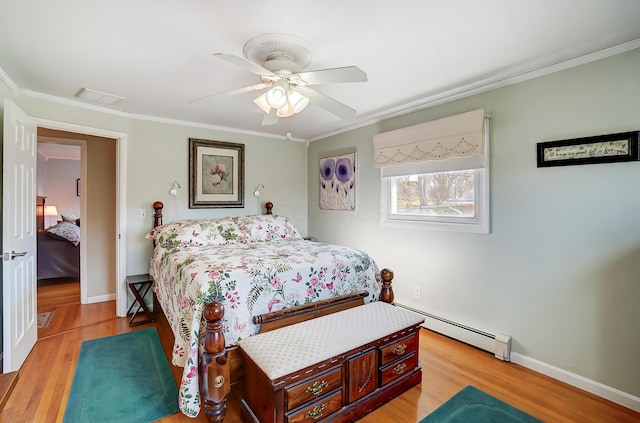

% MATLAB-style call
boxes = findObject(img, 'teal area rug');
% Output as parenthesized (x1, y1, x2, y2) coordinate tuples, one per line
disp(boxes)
(421, 385, 542, 423)
(64, 327, 180, 423)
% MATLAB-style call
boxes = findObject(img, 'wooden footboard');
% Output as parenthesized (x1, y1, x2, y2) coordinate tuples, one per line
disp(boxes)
(198, 272, 395, 422)
(151, 201, 395, 422)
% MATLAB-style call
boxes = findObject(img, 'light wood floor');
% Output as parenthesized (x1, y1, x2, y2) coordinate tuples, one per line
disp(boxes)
(0, 280, 638, 422)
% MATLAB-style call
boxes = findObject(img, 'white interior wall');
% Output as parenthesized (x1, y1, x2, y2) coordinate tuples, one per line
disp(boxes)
(43, 157, 81, 220)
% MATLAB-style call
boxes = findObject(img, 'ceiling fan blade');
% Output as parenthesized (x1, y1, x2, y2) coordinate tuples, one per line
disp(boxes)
(261, 109, 279, 126)
(189, 82, 272, 103)
(301, 87, 357, 119)
(213, 53, 277, 79)
(293, 66, 367, 85)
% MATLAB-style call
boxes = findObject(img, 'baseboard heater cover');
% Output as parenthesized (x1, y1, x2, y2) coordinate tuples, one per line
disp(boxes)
(396, 303, 511, 361)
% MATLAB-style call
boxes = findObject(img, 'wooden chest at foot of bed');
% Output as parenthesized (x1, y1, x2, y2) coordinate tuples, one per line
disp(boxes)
(238, 302, 425, 423)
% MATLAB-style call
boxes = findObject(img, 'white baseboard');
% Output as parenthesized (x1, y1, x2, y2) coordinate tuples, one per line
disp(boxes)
(396, 303, 640, 413)
(87, 293, 116, 304)
(511, 352, 640, 413)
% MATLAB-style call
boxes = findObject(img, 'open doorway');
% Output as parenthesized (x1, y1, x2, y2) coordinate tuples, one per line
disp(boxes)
(35, 127, 119, 320)
(35, 141, 82, 332)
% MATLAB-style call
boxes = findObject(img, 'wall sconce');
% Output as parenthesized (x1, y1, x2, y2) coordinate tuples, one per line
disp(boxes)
(170, 180, 181, 196)
(254, 183, 264, 197)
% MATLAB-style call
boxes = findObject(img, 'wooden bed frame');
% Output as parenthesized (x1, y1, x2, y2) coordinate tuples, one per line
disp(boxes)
(151, 201, 395, 422)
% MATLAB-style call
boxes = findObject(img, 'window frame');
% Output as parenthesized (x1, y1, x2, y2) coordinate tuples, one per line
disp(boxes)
(381, 166, 490, 234)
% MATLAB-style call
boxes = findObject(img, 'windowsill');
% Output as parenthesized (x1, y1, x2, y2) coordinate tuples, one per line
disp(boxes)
(381, 217, 490, 234)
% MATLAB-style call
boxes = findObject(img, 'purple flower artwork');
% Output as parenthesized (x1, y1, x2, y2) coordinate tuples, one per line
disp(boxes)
(319, 152, 356, 210)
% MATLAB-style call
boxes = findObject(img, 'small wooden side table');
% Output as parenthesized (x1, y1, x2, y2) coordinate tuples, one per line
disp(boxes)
(126, 274, 154, 326)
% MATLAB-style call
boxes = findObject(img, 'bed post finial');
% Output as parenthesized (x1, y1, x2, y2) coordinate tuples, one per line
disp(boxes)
(380, 268, 395, 304)
(265, 201, 273, 215)
(153, 201, 164, 228)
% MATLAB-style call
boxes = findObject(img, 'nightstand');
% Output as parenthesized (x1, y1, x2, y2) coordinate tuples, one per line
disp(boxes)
(126, 274, 155, 326)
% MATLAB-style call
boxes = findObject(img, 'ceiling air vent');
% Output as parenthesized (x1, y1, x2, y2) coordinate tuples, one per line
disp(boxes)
(76, 88, 124, 106)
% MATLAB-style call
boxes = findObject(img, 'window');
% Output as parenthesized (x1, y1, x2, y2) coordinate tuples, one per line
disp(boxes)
(383, 168, 489, 233)
(374, 109, 490, 234)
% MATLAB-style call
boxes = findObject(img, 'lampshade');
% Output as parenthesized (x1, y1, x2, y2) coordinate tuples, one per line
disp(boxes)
(254, 82, 310, 119)
(265, 83, 288, 109)
(253, 93, 272, 114)
(44, 205, 58, 216)
(287, 90, 309, 113)
(276, 101, 294, 118)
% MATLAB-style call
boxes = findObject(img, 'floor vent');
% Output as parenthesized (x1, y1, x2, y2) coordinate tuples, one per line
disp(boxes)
(396, 303, 511, 361)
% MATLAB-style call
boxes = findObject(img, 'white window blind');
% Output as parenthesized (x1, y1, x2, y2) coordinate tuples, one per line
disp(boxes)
(373, 109, 487, 177)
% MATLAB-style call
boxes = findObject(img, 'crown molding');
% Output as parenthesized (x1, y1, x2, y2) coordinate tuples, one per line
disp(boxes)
(18, 89, 298, 142)
(308, 38, 640, 142)
(0, 66, 19, 94)
(3, 38, 639, 144)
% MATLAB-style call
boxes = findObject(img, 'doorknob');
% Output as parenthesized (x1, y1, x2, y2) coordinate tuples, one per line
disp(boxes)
(10, 250, 27, 260)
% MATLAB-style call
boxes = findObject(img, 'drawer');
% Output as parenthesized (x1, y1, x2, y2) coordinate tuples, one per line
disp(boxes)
(285, 366, 342, 411)
(379, 333, 418, 367)
(379, 352, 418, 386)
(286, 389, 343, 423)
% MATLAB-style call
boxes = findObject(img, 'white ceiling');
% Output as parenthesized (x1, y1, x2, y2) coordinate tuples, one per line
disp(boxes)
(1, 1, 639, 141)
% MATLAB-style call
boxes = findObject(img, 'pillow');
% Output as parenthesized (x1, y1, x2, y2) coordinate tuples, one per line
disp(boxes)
(234, 215, 302, 242)
(47, 221, 81, 246)
(61, 213, 77, 223)
(146, 218, 240, 247)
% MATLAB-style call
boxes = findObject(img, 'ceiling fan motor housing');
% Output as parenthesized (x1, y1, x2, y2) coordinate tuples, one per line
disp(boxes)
(243, 33, 313, 73)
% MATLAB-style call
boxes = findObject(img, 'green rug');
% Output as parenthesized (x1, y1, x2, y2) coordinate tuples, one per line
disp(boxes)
(421, 385, 542, 423)
(64, 327, 180, 423)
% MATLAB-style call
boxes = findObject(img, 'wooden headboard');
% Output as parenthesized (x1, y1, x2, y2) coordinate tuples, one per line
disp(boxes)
(36, 196, 46, 232)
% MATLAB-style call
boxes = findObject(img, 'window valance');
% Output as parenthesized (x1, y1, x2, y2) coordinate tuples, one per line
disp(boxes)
(373, 109, 487, 175)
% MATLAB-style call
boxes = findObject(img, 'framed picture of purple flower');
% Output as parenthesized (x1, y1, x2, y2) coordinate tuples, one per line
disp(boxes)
(319, 152, 356, 211)
(189, 138, 244, 208)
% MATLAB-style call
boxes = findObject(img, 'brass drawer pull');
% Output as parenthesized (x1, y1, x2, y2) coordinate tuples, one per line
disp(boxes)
(392, 363, 407, 375)
(306, 404, 327, 420)
(392, 343, 407, 355)
(305, 380, 328, 396)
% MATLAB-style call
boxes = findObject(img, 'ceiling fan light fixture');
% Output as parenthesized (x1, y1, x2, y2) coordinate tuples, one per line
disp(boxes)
(253, 93, 272, 114)
(265, 81, 288, 108)
(288, 90, 309, 113)
(276, 102, 294, 118)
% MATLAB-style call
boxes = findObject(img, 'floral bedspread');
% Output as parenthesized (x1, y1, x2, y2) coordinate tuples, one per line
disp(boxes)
(149, 238, 381, 417)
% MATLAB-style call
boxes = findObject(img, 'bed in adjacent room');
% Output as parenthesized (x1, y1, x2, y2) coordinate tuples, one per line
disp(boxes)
(147, 201, 395, 422)
(36, 196, 80, 280)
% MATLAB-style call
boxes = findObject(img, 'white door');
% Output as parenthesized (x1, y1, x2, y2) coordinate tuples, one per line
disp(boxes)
(2, 99, 38, 372)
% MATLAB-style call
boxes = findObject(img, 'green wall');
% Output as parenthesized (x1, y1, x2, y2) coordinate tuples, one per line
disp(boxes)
(308, 48, 640, 398)
(0, 81, 308, 311)
(2, 46, 639, 405)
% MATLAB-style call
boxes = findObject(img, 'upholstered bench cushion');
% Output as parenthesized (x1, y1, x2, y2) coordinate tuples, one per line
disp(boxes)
(238, 302, 424, 380)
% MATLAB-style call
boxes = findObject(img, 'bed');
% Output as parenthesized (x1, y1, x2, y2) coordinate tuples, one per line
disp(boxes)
(148, 201, 395, 422)
(36, 196, 80, 280)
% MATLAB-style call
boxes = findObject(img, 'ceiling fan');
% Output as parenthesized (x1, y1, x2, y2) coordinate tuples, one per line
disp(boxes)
(190, 33, 368, 126)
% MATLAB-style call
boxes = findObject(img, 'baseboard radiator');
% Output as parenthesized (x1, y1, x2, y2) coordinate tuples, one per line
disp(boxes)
(396, 303, 512, 361)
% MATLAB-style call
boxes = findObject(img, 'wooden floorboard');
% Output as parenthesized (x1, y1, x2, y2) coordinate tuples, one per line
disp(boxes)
(0, 279, 637, 422)
(0, 372, 18, 413)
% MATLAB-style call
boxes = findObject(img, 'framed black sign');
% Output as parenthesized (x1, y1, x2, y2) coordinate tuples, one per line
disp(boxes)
(537, 131, 640, 167)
